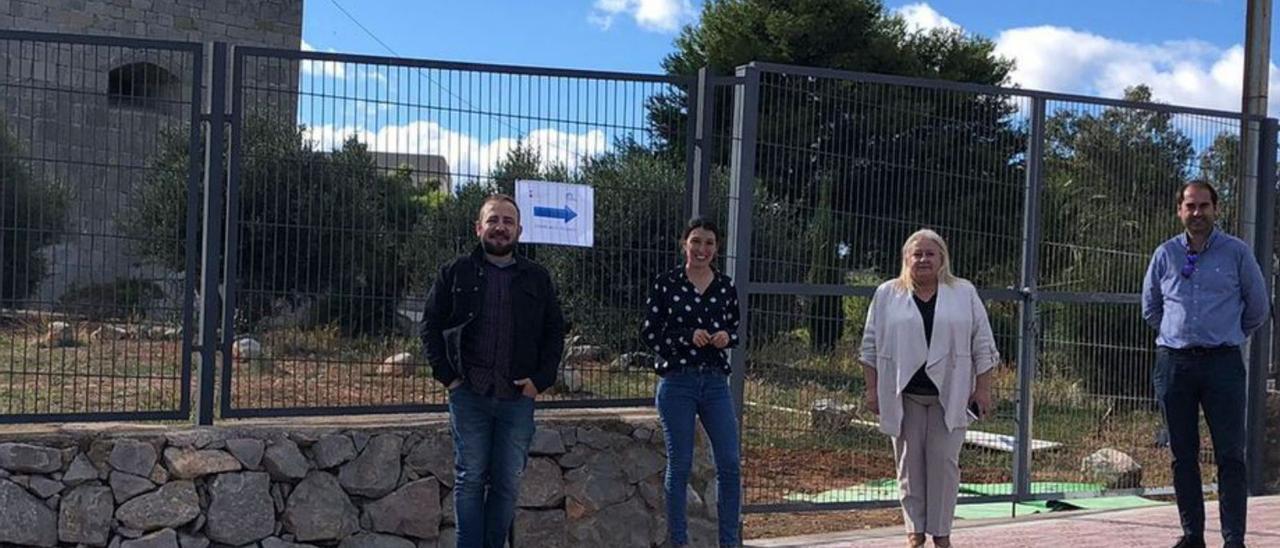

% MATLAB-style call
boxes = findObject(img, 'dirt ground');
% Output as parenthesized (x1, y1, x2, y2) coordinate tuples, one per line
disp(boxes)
(746, 508, 905, 539)
(740, 444, 1009, 538)
(743, 445, 896, 503)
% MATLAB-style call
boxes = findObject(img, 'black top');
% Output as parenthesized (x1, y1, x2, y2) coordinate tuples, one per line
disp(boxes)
(903, 293, 940, 396)
(641, 266, 741, 375)
(420, 245, 566, 392)
(460, 259, 518, 398)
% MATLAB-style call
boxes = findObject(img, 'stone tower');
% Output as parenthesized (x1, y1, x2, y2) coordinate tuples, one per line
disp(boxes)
(0, 0, 303, 312)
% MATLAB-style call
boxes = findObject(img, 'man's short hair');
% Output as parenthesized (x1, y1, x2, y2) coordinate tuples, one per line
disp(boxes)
(1177, 179, 1219, 207)
(478, 193, 521, 221)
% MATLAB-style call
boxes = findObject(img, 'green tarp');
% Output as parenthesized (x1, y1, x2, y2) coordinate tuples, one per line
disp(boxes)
(784, 481, 1106, 503)
(958, 482, 1104, 496)
(951, 501, 1051, 520)
(784, 480, 1168, 520)
(1048, 496, 1168, 511)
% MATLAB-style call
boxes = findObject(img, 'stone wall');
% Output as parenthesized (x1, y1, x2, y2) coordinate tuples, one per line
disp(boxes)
(0, 413, 721, 547)
(4, 0, 302, 48)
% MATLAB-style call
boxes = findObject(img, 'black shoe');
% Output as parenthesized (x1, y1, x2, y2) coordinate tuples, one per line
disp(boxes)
(1223, 542, 1245, 548)
(1171, 536, 1205, 548)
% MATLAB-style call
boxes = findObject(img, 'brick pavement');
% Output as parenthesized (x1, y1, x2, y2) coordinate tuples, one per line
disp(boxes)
(748, 495, 1280, 547)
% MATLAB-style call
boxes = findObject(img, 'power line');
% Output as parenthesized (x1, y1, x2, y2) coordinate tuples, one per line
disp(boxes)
(324, 0, 570, 165)
(327, 0, 401, 56)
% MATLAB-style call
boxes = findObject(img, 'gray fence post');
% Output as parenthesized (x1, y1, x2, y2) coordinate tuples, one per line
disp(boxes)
(686, 67, 716, 219)
(1013, 97, 1047, 502)
(195, 42, 228, 426)
(0, 175, 5, 309)
(178, 44, 207, 420)
(1247, 116, 1276, 496)
(726, 64, 759, 426)
(219, 46, 244, 421)
(725, 61, 759, 543)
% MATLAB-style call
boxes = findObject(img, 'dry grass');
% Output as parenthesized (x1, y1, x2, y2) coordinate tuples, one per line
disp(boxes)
(733, 348, 1222, 510)
(0, 323, 660, 415)
(0, 320, 184, 415)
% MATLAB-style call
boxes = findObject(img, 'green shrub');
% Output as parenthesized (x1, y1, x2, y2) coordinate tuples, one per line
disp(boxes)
(1038, 87, 1194, 398)
(0, 118, 69, 304)
(58, 279, 164, 320)
(841, 270, 882, 345)
(124, 116, 426, 335)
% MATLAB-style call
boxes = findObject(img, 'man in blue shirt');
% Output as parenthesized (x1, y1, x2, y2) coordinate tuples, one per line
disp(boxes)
(1142, 180, 1269, 548)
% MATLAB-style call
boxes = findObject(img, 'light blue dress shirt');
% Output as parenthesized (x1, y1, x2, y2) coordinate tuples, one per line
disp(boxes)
(1141, 228, 1270, 349)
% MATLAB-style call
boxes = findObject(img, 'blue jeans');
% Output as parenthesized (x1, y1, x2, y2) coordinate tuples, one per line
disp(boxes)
(656, 368, 742, 547)
(1153, 346, 1248, 544)
(448, 385, 536, 548)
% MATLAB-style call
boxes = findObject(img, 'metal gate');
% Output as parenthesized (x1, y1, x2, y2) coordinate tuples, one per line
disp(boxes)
(213, 45, 696, 419)
(0, 30, 203, 423)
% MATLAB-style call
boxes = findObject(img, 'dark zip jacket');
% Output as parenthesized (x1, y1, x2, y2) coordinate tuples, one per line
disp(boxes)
(420, 245, 565, 392)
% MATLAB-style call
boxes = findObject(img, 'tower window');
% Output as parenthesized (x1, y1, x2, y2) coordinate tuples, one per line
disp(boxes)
(108, 62, 181, 110)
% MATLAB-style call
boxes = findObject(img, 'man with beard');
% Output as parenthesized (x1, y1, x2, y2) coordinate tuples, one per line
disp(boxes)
(1142, 180, 1268, 548)
(421, 194, 565, 548)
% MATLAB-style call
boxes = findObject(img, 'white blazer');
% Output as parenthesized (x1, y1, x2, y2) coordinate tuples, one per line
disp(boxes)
(858, 278, 1000, 438)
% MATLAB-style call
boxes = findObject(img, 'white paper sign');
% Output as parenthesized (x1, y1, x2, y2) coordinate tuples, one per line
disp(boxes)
(516, 179, 594, 247)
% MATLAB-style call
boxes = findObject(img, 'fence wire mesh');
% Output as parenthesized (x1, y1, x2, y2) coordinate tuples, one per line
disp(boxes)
(732, 64, 1259, 511)
(730, 66, 1029, 509)
(0, 33, 200, 422)
(222, 49, 693, 416)
(1028, 103, 1246, 498)
(1, 30, 1274, 518)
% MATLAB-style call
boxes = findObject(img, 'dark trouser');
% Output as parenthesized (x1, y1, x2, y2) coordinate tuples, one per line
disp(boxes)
(1153, 346, 1248, 544)
(448, 384, 536, 548)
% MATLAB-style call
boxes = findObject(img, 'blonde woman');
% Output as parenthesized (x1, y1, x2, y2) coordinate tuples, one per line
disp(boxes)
(859, 229, 999, 548)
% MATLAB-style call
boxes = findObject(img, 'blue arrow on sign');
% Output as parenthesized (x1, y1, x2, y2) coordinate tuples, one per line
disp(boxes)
(533, 204, 577, 223)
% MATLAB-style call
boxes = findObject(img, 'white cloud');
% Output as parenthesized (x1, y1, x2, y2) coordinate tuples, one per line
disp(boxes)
(589, 0, 694, 33)
(363, 67, 388, 83)
(303, 121, 608, 183)
(300, 40, 347, 79)
(895, 2, 960, 34)
(888, 4, 1279, 115)
(993, 25, 1280, 114)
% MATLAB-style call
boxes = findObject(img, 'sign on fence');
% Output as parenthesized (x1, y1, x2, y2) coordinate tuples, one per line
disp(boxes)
(516, 179, 594, 247)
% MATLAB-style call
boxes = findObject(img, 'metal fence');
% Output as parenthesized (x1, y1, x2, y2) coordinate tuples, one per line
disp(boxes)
(0, 30, 1275, 517)
(216, 46, 694, 419)
(0, 31, 203, 423)
(712, 62, 1276, 511)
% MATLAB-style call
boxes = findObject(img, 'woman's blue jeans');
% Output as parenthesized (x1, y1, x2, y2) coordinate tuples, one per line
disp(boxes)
(656, 367, 742, 547)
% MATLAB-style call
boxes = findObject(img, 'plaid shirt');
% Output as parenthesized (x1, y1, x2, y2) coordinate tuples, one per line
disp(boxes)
(460, 259, 517, 398)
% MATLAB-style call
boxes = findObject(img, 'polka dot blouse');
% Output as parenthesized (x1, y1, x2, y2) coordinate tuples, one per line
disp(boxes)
(640, 266, 741, 375)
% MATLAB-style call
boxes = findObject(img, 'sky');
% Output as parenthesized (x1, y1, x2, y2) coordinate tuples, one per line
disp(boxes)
(296, 0, 1276, 179)
(301, 0, 1277, 113)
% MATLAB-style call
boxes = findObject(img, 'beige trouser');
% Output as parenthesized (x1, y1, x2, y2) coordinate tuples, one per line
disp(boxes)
(892, 393, 966, 537)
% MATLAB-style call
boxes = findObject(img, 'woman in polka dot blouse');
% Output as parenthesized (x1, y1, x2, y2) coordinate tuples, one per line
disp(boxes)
(641, 217, 742, 548)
